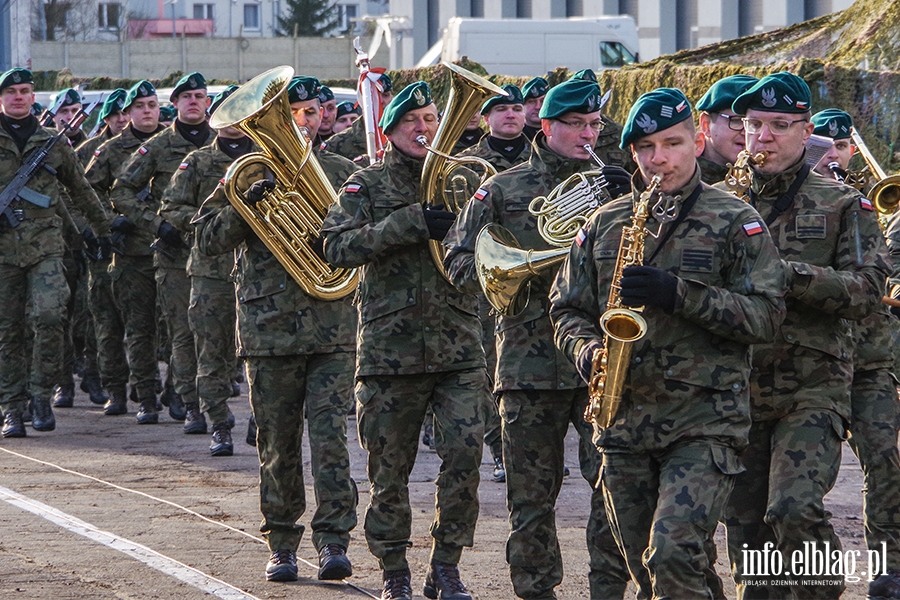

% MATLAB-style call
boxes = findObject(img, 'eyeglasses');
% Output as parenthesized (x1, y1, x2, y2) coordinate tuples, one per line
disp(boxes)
(556, 118, 604, 132)
(717, 113, 745, 131)
(742, 118, 808, 135)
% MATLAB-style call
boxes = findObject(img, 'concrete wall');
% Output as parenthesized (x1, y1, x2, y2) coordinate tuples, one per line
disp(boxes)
(31, 36, 380, 81)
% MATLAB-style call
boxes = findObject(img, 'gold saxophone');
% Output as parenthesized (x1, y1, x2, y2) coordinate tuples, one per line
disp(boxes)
(584, 174, 662, 427)
(724, 150, 766, 203)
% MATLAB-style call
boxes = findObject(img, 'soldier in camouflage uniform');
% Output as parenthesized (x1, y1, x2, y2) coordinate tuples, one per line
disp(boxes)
(521, 77, 549, 142)
(111, 72, 213, 426)
(160, 86, 243, 456)
(195, 74, 359, 584)
(322, 81, 486, 600)
(0, 68, 110, 437)
(721, 73, 891, 599)
(333, 101, 360, 134)
(457, 84, 530, 171)
(324, 73, 393, 162)
(85, 80, 165, 416)
(444, 79, 632, 600)
(695, 75, 759, 185)
(317, 85, 337, 142)
(549, 87, 786, 599)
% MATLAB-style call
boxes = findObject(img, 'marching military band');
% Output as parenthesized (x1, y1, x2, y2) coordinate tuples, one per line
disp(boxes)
(1, 59, 899, 600)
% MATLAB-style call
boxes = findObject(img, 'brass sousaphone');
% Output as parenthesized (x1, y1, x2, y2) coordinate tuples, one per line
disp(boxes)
(209, 66, 358, 300)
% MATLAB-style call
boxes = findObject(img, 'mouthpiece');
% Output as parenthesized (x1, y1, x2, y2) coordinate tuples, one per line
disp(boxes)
(416, 135, 429, 147)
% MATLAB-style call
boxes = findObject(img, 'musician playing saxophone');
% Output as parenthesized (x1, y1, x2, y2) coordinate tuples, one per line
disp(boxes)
(548, 87, 786, 600)
(443, 79, 633, 600)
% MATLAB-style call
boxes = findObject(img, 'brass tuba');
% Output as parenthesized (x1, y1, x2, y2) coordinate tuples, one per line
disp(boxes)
(419, 62, 507, 279)
(848, 128, 900, 226)
(475, 145, 613, 316)
(209, 66, 358, 301)
(724, 150, 766, 203)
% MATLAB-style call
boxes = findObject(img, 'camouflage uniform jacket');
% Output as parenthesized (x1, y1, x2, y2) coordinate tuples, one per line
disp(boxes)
(324, 116, 366, 162)
(443, 132, 593, 392)
(321, 143, 485, 377)
(0, 123, 109, 268)
(594, 117, 635, 172)
(194, 145, 358, 357)
(111, 123, 214, 267)
(76, 127, 114, 167)
(738, 157, 891, 421)
(698, 154, 730, 186)
(160, 138, 238, 280)
(549, 168, 786, 452)
(456, 133, 530, 172)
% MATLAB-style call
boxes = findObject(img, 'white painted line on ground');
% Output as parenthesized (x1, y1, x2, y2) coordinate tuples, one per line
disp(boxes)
(0, 485, 260, 600)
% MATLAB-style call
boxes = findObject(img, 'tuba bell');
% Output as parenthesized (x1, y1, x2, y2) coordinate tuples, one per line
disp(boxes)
(419, 62, 507, 280)
(209, 66, 358, 301)
(849, 128, 900, 226)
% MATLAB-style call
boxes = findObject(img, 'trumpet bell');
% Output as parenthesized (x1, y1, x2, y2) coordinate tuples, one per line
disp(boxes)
(475, 224, 569, 317)
(871, 174, 900, 216)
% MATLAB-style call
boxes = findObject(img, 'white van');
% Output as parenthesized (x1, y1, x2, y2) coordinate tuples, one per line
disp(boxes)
(432, 16, 640, 76)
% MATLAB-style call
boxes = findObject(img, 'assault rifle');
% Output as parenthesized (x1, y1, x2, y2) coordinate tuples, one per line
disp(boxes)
(0, 95, 102, 228)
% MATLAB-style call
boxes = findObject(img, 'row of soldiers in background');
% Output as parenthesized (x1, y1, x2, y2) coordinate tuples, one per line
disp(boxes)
(3, 59, 900, 600)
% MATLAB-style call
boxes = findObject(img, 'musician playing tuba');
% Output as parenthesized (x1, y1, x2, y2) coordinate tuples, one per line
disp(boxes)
(443, 79, 633, 600)
(549, 87, 786, 600)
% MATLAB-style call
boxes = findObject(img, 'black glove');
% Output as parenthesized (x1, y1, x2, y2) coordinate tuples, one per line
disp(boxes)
(575, 340, 603, 385)
(601, 165, 632, 200)
(81, 228, 100, 260)
(619, 265, 679, 313)
(98, 236, 112, 260)
(157, 221, 184, 249)
(423, 207, 457, 241)
(311, 235, 326, 262)
(891, 304, 900, 318)
(245, 179, 276, 205)
(110, 215, 135, 234)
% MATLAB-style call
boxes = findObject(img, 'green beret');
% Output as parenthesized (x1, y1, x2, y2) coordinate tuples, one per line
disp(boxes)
(336, 101, 360, 118)
(696, 75, 759, 113)
(569, 69, 597, 83)
(124, 80, 157, 111)
(208, 84, 239, 117)
(380, 81, 432, 133)
(0, 68, 33, 91)
(169, 72, 207, 102)
(732, 71, 811, 115)
(288, 76, 321, 104)
(30, 102, 44, 117)
(98, 88, 127, 121)
(159, 105, 177, 122)
(811, 109, 853, 140)
(378, 73, 393, 93)
(539, 79, 604, 120)
(621, 88, 692, 149)
(56, 88, 82, 107)
(522, 77, 549, 100)
(481, 84, 522, 115)
(318, 85, 334, 103)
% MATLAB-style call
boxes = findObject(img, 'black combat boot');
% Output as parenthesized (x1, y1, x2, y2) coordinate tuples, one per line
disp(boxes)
(103, 387, 128, 416)
(318, 544, 352, 580)
(80, 373, 108, 405)
(1, 412, 26, 438)
(423, 561, 472, 600)
(167, 392, 186, 421)
(31, 397, 56, 431)
(183, 403, 207, 434)
(135, 397, 159, 424)
(230, 379, 241, 397)
(245, 416, 257, 446)
(209, 421, 233, 456)
(52, 383, 75, 408)
(265, 549, 298, 582)
(382, 568, 413, 600)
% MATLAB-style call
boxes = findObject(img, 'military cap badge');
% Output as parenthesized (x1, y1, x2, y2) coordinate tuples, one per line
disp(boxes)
(761, 88, 777, 108)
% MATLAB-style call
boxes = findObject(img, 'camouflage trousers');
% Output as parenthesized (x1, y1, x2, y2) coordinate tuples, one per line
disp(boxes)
(88, 258, 128, 392)
(62, 249, 99, 384)
(601, 440, 739, 600)
(724, 410, 845, 599)
(848, 367, 900, 571)
(156, 266, 198, 405)
(246, 352, 358, 553)
(480, 296, 502, 461)
(500, 389, 628, 600)
(110, 254, 159, 400)
(188, 276, 237, 423)
(355, 369, 486, 571)
(0, 256, 69, 411)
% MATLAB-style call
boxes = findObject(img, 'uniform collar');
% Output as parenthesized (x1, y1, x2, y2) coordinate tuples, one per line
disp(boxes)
(383, 142, 425, 180)
(751, 153, 807, 199)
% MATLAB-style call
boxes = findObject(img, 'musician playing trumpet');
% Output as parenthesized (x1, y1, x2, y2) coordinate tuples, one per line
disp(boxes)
(548, 87, 786, 599)
(444, 79, 633, 600)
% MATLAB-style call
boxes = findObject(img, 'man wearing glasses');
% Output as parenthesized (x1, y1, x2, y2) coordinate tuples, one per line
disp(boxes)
(444, 78, 632, 600)
(722, 72, 891, 599)
(695, 74, 759, 184)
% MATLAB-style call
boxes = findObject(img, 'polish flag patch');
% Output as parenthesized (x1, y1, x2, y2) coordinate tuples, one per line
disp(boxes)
(178, 162, 189, 170)
(138, 146, 148, 155)
(93, 149, 102, 157)
(575, 228, 588, 247)
(742, 221, 763, 236)
(345, 183, 361, 193)
(219, 178, 226, 185)
(860, 197, 874, 211)
(474, 187, 489, 202)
